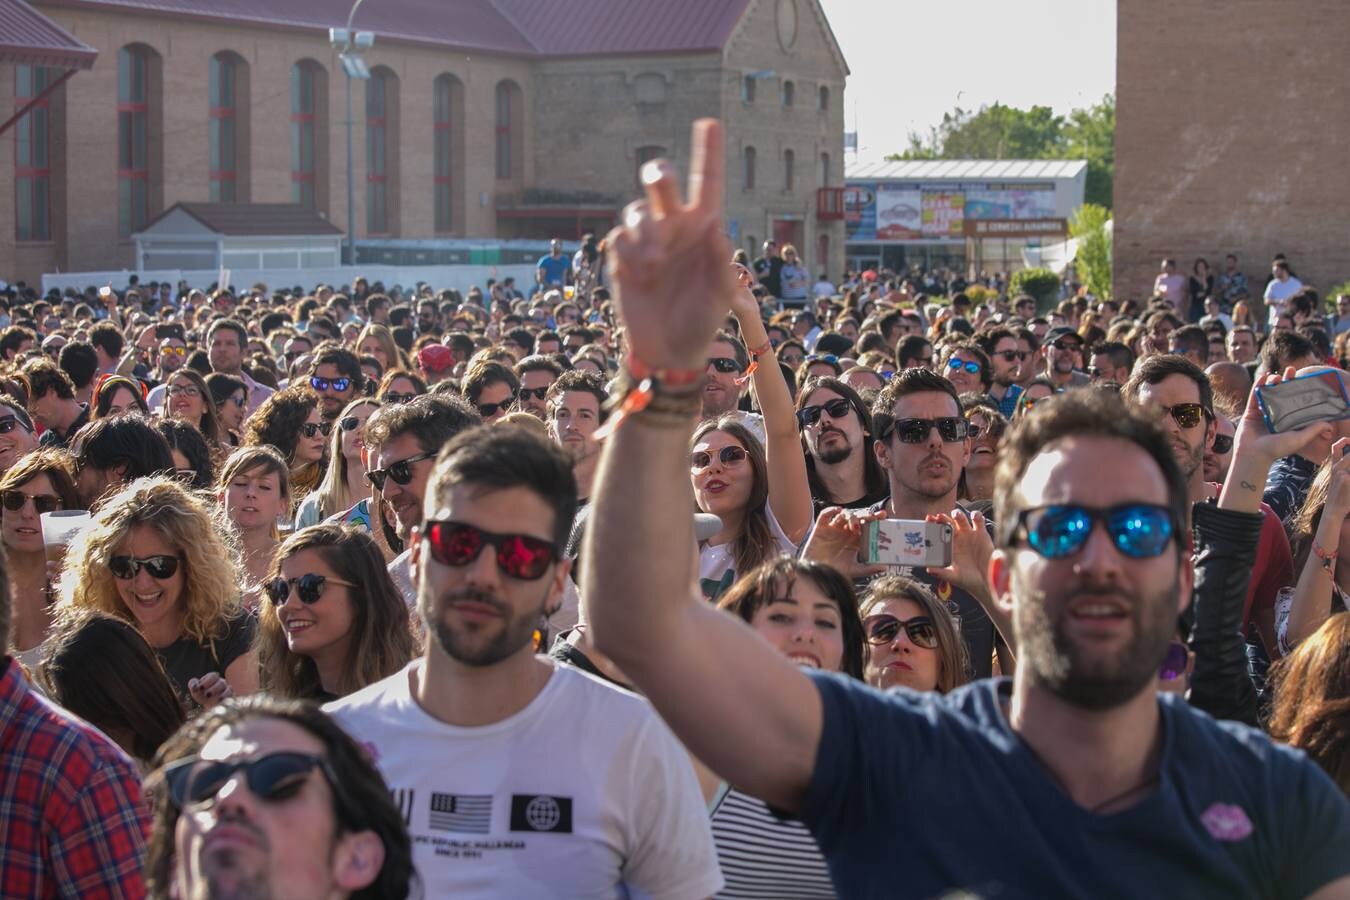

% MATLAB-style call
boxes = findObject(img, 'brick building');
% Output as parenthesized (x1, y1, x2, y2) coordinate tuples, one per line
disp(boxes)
(0, 0, 847, 285)
(1114, 0, 1349, 304)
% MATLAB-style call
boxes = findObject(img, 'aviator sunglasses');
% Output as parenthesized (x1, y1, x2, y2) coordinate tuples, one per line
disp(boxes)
(861, 613, 939, 649)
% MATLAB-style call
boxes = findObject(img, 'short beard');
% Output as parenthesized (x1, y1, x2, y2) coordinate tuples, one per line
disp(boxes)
(1012, 566, 1178, 711)
(422, 587, 544, 667)
(813, 434, 852, 465)
(701, 390, 739, 419)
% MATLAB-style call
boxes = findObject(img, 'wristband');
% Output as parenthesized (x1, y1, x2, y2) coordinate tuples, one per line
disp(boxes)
(735, 340, 775, 386)
(1313, 539, 1338, 574)
(624, 352, 702, 387)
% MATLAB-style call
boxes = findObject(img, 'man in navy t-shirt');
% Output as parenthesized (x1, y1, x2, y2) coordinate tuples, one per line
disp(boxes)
(583, 120, 1350, 900)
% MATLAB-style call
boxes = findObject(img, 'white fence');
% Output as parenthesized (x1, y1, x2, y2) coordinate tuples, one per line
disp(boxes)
(41, 264, 541, 297)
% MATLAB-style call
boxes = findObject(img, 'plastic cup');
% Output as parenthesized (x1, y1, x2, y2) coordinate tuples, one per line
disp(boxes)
(41, 510, 90, 561)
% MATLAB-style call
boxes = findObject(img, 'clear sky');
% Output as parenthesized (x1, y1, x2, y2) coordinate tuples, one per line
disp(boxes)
(818, 0, 1116, 163)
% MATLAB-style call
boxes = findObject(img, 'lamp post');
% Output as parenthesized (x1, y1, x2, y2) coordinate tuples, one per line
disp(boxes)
(330, 0, 373, 267)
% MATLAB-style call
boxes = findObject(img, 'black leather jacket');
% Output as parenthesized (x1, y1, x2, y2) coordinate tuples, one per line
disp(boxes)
(1188, 502, 1262, 727)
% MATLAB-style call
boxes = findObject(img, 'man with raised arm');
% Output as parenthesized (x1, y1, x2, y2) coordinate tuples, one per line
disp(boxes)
(584, 120, 1350, 898)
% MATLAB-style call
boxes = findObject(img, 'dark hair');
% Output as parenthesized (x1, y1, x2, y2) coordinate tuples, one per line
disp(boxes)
(796, 376, 887, 502)
(257, 525, 415, 700)
(1168, 324, 1210, 361)
(0, 393, 33, 433)
(88, 321, 125, 359)
(1122, 353, 1215, 416)
(39, 611, 185, 763)
(871, 367, 962, 438)
(145, 696, 416, 900)
(308, 344, 363, 385)
(1261, 330, 1316, 374)
(1300, 325, 1333, 360)
(204, 371, 246, 409)
(544, 369, 608, 423)
(515, 354, 564, 380)
(73, 413, 176, 481)
(0, 325, 35, 358)
(377, 368, 427, 400)
(243, 386, 319, 464)
(206, 317, 247, 349)
(993, 390, 1188, 556)
(92, 375, 148, 420)
(156, 417, 216, 489)
(55, 341, 98, 390)
(167, 369, 227, 446)
(941, 341, 992, 390)
(717, 555, 864, 678)
(364, 393, 481, 457)
(24, 356, 75, 400)
(1090, 340, 1135, 375)
(428, 425, 577, 550)
(462, 361, 520, 405)
(860, 574, 971, 693)
(895, 334, 932, 368)
(0, 447, 79, 510)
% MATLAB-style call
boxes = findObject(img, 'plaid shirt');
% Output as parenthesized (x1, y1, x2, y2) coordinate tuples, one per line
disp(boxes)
(0, 657, 148, 899)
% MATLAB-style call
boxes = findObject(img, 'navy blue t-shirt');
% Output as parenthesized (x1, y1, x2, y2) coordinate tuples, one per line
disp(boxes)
(803, 673, 1350, 899)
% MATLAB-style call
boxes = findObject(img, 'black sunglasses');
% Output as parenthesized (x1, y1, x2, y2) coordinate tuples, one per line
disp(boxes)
(862, 613, 939, 649)
(265, 573, 355, 605)
(707, 357, 742, 374)
(1211, 433, 1234, 455)
(422, 520, 557, 580)
(300, 421, 333, 439)
(338, 415, 363, 432)
(797, 397, 853, 428)
(382, 391, 417, 404)
(881, 417, 968, 444)
(366, 450, 436, 491)
(478, 396, 516, 417)
(0, 415, 30, 435)
(109, 554, 181, 580)
(1, 490, 60, 514)
(993, 350, 1028, 362)
(518, 386, 550, 401)
(163, 751, 337, 810)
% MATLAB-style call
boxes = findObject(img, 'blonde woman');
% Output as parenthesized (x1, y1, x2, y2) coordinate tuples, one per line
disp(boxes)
(356, 323, 405, 374)
(55, 475, 257, 708)
(294, 397, 380, 529)
(217, 446, 291, 610)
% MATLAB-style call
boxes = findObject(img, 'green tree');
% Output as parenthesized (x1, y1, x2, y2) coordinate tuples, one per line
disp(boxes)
(890, 95, 1116, 209)
(1070, 203, 1112, 299)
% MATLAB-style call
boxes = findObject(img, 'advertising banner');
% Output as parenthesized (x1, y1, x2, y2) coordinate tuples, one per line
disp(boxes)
(844, 183, 876, 241)
(921, 191, 964, 237)
(875, 184, 922, 240)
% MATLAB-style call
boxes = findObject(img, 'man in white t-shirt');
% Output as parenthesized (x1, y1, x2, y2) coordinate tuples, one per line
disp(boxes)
(1263, 260, 1303, 328)
(326, 426, 721, 899)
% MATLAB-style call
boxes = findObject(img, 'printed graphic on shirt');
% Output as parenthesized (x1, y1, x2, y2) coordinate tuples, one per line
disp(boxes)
(510, 794, 573, 833)
(393, 788, 414, 826)
(430, 793, 493, 834)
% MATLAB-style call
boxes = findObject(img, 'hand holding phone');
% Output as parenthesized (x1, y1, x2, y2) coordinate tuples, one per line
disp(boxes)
(861, 519, 953, 568)
(1255, 371, 1350, 433)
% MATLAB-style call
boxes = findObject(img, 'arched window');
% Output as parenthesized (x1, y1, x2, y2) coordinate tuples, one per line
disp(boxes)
(784, 149, 795, 192)
(290, 61, 327, 210)
(15, 65, 52, 240)
(820, 151, 830, 187)
(495, 80, 523, 180)
(818, 85, 830, 111)
(366, 67, 399, 234)
(434, 74, 463, 232)
(635, 145, 664, 191)
(743, 146, 756, 191)
(118, 45, 160, 236)
(782, 80, 794, 107)
(209, 52, 248, 202)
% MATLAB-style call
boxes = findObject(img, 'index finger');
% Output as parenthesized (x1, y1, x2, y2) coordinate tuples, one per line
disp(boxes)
(687, 119, 724, 216)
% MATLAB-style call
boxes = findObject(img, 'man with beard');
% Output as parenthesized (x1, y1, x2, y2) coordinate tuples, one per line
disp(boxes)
(545, 370, 606, 504)
(584, 126, 1350, 896)
(307, 345, 362, 423)
(796, 376, 887, 512)
(1123, 355, 1288, 678)
(977, 326, 1024, 416)
(327, 427, 720, 898)
(148, 697, 414, 900)
(1040, 327, 1091, 389)
(1204, 412, 1236, 484)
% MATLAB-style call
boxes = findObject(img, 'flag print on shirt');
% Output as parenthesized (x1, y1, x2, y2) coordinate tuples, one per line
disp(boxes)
(428, 793, 493, 834)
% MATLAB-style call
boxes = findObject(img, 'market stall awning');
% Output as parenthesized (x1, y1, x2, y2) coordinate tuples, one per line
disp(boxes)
(0, 0, 96, 70)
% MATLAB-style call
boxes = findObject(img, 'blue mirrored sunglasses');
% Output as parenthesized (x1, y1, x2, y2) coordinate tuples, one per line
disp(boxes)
(1010, 503, 1175, 560)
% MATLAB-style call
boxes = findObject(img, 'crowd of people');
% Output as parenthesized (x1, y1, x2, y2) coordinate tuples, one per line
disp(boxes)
(0, 118, 1347, 898)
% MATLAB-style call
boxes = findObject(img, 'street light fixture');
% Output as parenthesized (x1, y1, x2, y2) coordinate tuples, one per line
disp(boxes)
(330, 0, 373, 267)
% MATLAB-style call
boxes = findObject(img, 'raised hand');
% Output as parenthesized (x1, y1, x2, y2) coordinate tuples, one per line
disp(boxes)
(1323, 437, 1350, 523)
(925, 509, 994, 599)
(1221, 368, 1335, 513)
(801, 506, 887, 580)
(605, 119, 739, 372)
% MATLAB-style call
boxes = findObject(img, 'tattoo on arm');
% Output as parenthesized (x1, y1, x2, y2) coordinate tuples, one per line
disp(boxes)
(1240, 480, 1258, 492)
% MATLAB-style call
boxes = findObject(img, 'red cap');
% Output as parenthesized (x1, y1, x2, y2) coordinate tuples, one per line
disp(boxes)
(418, 344, 454, 373)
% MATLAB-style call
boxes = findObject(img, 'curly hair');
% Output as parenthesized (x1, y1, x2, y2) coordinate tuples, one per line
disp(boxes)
(691, 416, 775, 579)
(1267, 614, 1350, 795)
(243, 385, 319, 464)
(860, 575, 971, 693)
(256, 524, 414, 700)
(55, 475, 243, 645)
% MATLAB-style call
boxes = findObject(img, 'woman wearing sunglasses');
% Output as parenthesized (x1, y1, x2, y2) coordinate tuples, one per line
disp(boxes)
(218, 446, 291, 610)
(256, 524, 415, 702)
(0, 449, 80, 671)
(243, 385, 328, 507)
(55, 475, 258, 708)
(960, 398, 1007, 503)
(91, 375, 148, 421)
(693, 268, 813, 602)
(859, 575, 970, 693)
(1014, 377, 1059, 417)
(295, 398, 381, 530)
(205, 372, 248, 445)
(163, 368, 227, 452)
(707, 555, 862, 896)
(376, 368, 427, 406)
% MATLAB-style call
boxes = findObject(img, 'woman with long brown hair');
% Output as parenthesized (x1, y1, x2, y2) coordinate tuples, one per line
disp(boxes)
(162, 368, 227, 451)
(859, 574, 970, 694)
(1267, 614, 1350, 796)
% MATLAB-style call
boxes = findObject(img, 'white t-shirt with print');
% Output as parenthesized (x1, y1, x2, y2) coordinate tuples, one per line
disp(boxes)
(326, 660, 722, 900)
(698, 503, 797, 601)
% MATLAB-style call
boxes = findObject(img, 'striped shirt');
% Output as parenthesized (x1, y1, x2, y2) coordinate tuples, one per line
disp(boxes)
(711, 786, 835, 899)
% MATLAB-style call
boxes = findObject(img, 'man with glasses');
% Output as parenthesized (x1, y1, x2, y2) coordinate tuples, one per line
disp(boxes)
(1040, 326, 1091, 389)
(146, 696, 415, 899)
(796, 377, 887, 513)
(895, 334, 934, 372)
(1089, 341, 1135, 387)
(582, 125, 1350, 895)
(977, 326, 1024, 416)
(362, 395, 481, 606)
(308, 346, 362, 422)
(1123, 354, 1287, 673)
(327, 426, 720, 898)
(702, 329, 749, 422)
(513, 355, 563, 419)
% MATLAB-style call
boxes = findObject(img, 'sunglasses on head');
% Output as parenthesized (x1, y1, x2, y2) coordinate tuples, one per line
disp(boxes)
(946, 359, 981, 375)
(1009, 503, 1175, 560)
(310, 376, 352, 393)
(707, 357, 743, 374)
(519, 386, 549, 401)
(1158, 640, 1189, 681)
(881, 416, 968, 444)
(1211, 433, 1234, 455)
(109, 554, 181, 580)
(862, 613, 939, 649)
(1160, 402, 1207, 430)
(796, 397, 852, 428)
(0, 415, 28, 435)
(691, 445, 748, 471)
(422, 520, 557, 580)
(366, 450, 436, 491)
(1, 490, 60, 514)
(382, 391, 417, 404)
(163, 751, 335, 811)
(300, 421, 333, 439)
(166, 384, 200, 398)
(265, 572, 355, 606)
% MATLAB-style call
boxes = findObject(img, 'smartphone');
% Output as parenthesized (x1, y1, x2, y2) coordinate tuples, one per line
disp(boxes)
(861, 519, 953, 568)
(1255, 371, 1350, 433)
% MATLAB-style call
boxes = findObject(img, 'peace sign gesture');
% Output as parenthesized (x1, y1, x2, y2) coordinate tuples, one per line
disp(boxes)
(605, 120, 738, 372)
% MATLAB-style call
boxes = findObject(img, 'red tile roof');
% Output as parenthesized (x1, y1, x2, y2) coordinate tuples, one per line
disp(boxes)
(0, 0, 96, 69)
(145, 202, 345, 236)
(36, 0, 751, 57)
